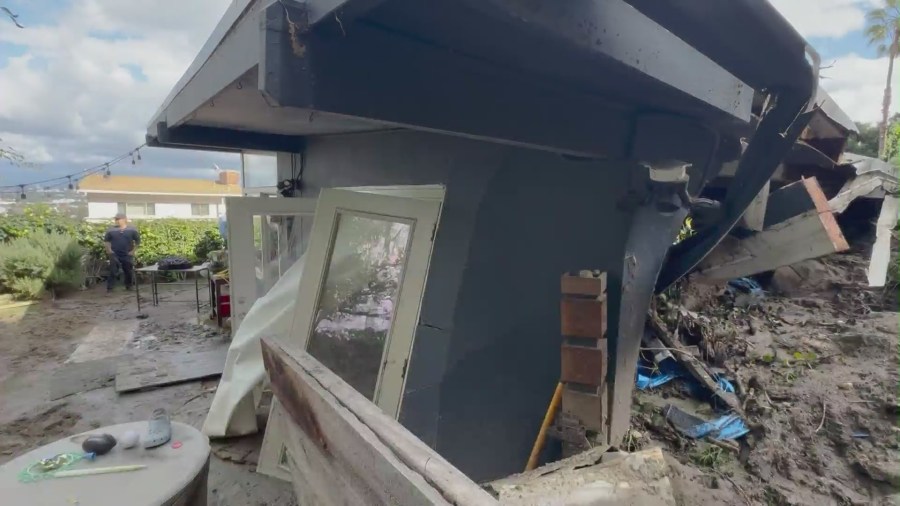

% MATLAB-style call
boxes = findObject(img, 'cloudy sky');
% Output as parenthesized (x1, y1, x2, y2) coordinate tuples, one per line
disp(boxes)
(0, 0, 896, 188)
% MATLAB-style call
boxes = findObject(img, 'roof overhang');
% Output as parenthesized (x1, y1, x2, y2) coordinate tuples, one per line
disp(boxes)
(145, 0, 815, 159)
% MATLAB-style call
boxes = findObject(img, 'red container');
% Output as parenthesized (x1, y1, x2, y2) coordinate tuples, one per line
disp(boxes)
(219, 294, 231, 318)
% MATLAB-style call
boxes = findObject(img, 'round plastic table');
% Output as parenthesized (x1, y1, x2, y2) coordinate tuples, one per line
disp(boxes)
(0, 421, 210, 506)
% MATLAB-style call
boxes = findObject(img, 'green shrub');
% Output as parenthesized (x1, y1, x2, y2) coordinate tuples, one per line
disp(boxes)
(131, 219, 220, 265)
(0, 231, 85, 300)
(9, 277, 46, 300)
(0, 206, 222, 297)
(193, 229, 225, 262)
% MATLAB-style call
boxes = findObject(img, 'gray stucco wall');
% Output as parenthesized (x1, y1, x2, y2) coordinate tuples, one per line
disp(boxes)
(299, 130, 640, 480)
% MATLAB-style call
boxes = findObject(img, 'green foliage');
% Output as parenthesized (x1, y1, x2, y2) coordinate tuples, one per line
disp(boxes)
(0, 231, 84, 300)
(847, 117, 900, 167)
(131, 219, 219, 266)
(193, 229, 225, 262)
(847, 122, 881, 158)
(0, 205, 223, 298)
(690, 445, 729, 470)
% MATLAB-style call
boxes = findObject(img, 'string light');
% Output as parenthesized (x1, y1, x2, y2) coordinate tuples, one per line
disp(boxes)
(0, 143, 145, 193)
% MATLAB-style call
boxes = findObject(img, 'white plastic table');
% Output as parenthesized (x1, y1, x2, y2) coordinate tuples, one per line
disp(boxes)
(0, 421, 210, 506)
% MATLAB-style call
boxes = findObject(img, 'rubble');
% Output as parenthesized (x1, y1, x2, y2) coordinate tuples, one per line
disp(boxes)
(633, 240, 899, 505)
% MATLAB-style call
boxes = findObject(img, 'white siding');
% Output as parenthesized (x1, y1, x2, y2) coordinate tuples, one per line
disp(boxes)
(88, 201, 119, 220)
(85, 194, 228, 221)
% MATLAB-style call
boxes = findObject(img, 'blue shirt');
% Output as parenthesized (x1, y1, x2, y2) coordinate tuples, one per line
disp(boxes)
(104, 226, 140, 255)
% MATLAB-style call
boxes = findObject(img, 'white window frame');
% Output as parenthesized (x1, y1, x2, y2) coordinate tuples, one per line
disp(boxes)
(257, 186, 444, 482)
(225, 196, 317, 333)
(191, 203, 211, 217)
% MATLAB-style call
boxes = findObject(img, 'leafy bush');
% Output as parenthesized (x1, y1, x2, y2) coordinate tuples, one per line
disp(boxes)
(0, 205, 225, 297)
(193, 229, 225, 262)
(0, 231, 85, 299)
(131, 219, 221, 265)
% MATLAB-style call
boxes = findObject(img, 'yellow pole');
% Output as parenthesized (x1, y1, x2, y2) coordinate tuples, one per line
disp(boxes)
(525, 382, 563, 471)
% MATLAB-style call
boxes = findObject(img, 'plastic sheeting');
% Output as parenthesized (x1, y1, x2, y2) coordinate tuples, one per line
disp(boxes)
(202, 254, 306, 437)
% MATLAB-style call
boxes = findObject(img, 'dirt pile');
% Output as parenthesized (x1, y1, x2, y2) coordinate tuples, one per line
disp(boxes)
(633, 249, 899, 506)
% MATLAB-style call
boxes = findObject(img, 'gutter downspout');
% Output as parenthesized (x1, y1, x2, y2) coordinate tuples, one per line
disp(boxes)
(655, 47, 821, 292)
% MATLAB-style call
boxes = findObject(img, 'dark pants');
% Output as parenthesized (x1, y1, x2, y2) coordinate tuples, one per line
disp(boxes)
(108, 253, 134, 289)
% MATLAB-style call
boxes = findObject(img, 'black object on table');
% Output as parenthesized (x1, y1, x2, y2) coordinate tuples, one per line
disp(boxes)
(135, 263, 211, 313)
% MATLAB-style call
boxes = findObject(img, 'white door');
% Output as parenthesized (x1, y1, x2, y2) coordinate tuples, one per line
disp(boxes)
(285, 188, 442, 415)
(225, 196, 317, 333)
(258, 187, 443, 481)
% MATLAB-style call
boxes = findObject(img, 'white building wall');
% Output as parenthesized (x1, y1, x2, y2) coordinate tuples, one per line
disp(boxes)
(85, 194, 228, 220)
(88, 201, 119, 220)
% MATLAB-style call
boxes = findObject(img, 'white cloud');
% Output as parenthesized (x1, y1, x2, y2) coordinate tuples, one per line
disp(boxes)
(819, 53, 896, 124)
(769, 0, 896, 124)
(769, 0, 883, 39)
(0, 0, 239, 184)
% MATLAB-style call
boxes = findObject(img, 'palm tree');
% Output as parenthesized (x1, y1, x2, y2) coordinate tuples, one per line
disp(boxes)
(865, 0, 900, 160)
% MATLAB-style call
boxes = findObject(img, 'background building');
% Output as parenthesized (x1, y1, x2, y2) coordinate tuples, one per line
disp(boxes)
(78, 170, 241, 220)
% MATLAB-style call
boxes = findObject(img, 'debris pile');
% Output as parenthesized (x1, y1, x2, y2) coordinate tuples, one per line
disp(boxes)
(632, 242, 899, 505)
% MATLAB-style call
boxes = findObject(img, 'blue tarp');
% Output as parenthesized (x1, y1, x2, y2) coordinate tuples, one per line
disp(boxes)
(664, 405, 749, 440)
(636, 356, 747, 441)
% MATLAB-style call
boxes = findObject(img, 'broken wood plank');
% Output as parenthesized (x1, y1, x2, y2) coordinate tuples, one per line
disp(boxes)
(867, 195, 899, 287)
(648, 316, 743, 416)
(561, 273, 607, 296)
(49, 356, 119, 400)
(828, 174, 886, 214)
(561, 346, 605, 386)
(560, 298, 607, 338)
(740, 180, 769, 231)
(261, 337, 497, 506)
(695, 206, 849, 283)
(115, 347, 228, 393)
(764, 177, 827, 228)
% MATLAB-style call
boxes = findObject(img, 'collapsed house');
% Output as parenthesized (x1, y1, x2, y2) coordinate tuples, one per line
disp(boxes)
(695, 88, 899, 287)
(146, 0, 824, 499)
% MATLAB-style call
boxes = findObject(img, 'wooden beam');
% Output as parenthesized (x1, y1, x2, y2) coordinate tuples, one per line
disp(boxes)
(695, 207, 849, 282)
(828, 174, 887, 214)
(739, 180, 769, 231)
(764, 176, 824, 228)
(867, 195, 899, 287)
(260, 337, 497, 506)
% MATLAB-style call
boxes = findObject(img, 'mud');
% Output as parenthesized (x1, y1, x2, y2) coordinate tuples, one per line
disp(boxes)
(0, 285, 295, 505)
(635, 247, 900, 506)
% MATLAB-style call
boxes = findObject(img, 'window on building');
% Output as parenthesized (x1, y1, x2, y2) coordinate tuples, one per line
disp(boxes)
(191, 203, 210, 216)
(119, 202, 155, 217)
(241, 152, 277, 189)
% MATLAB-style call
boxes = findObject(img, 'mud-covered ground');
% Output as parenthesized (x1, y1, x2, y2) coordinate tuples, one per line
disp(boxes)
(0, 249, 896, 505)
(0, 284, 294, 505)
(633, 247, 900, 505)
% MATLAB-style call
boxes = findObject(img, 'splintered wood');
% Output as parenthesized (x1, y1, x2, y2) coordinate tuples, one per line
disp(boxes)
(555, 271, 608, 451)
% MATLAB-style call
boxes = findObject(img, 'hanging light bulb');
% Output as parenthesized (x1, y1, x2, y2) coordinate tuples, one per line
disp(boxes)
(67, 176, 74, 190)
(105, 164, 111, 177)
(136, 148, 141, 161)
(19, 185, 26, 200)
(131, 152, 136, 165)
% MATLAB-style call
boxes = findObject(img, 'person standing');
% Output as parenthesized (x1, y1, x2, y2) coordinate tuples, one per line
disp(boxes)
(104, 212, 140, 292)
